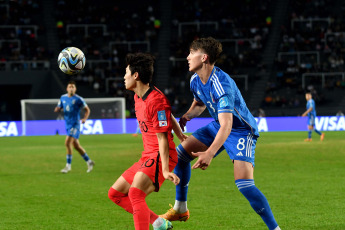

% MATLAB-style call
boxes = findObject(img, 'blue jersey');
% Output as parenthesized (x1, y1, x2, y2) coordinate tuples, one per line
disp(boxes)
(190, 66, 259, 136)
(306, 99, 316, 118)
(57, 94, 87, 129)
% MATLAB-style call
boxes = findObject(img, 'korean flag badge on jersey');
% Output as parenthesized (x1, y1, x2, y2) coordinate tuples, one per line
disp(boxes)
(158, 110, 167, 127)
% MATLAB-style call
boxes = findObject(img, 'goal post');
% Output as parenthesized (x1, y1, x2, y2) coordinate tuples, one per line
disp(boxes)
(20, 97, 126, 136)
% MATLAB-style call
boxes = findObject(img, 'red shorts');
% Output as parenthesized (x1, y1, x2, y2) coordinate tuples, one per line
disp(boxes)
(122, 151, 178, 192)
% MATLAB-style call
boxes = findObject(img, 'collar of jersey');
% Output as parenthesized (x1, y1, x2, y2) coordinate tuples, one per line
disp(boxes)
(200, 66, 216, 86)
(137, 87, 153, 101)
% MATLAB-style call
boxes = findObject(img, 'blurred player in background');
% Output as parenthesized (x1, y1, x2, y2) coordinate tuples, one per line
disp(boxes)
(132, 121, 141, 137)
(301, 92, 325, 142)
(160, 37, 281, 230)
(54, 81, 95, 173)
(108, 53, 186, 230)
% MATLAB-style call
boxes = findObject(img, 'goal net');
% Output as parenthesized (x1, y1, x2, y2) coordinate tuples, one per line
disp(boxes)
(20, 98, 126, 136)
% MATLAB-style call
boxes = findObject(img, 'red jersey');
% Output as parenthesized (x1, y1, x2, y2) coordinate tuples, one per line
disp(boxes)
(134, 87, 177, 157)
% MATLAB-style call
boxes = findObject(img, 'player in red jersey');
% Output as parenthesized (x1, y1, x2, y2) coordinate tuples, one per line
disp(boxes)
(108, 53, 186, 230)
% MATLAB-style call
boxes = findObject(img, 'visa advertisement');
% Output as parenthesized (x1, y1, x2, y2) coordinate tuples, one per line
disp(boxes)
(0, 116, 344, 137)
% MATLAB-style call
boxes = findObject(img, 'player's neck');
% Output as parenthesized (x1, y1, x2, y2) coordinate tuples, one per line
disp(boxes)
(133, 82, 150, 98)
(196, 64, 214, 84)
(67, 93, 75, 97)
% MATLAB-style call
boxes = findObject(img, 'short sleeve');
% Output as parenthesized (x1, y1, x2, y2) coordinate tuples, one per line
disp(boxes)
(148, 100, 172, 133)
(217, 94, 234, 114)
(57, 97, 63, 108)
(307, 101, 313, 109)
(79, 97, 87, 108)
(190, 74, 202, 102)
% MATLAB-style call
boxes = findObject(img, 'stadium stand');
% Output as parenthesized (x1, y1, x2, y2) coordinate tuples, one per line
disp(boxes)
(1, 0, 344, 120)
(263, 0, 345, 116)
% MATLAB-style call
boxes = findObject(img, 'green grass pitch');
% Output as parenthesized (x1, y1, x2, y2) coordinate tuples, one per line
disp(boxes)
(0, 131, 344, 229)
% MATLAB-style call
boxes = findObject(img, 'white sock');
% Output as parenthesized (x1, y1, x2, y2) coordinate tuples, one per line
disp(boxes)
(152, 217, 164, 228)
(87, 159, 92, 164)
(274, 227, 281, 230)
(173, 200, 188, 213)
(66, 163, 71, 169)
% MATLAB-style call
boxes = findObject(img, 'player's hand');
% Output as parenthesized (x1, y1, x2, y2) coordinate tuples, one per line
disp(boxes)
(179, 114, 191, 132)
(177, 133, 189, 143)
(80, 118, 87, 124)
(163, 171, 180, 185)
(191, 151, 214, 170)
(54, 107, 61, 112)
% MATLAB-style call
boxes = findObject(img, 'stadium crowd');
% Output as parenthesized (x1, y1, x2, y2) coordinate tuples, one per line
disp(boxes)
(262, 0, 345, 110)
(0, 0, 49, 68)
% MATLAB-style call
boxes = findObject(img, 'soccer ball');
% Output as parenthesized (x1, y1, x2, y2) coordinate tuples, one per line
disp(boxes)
(57, 47, 86, 75)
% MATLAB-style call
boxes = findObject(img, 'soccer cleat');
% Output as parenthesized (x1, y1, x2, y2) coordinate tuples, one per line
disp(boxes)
(61, 165, 71, 173)
(159, 205, 190, 222)
(87, 160, 95, 173)
(320, 133, 325, 141)
(153, 218, 173, 230)
(304, 138, 312, 142)
(132, 133, 139, 137)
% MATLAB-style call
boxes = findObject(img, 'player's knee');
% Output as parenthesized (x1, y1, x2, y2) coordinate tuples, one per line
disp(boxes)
(73, 143, 80, 150)
(176, 144, 193, 163)
(108, 187, 123, 203)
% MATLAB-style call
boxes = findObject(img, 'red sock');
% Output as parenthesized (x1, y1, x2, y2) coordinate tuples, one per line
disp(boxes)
(108, 187, 133, 213)
(128, 187, 151, 230)
(108, 187, 159, 225)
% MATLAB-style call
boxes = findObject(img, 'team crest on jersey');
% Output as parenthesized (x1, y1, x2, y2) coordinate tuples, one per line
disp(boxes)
(72, 99, 76, 104)
(158, 110, 167, 121)
(219, 97, 229, 108)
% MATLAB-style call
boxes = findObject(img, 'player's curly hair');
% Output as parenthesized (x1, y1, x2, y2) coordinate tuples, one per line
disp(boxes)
(190, 37, 222, 64)
(126, 53, 155, 84)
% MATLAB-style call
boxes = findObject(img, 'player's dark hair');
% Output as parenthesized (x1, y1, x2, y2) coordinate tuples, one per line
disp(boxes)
(126, 53, 155, 84)
(67, 80, 76, 86)
(190, 37, 222, 64)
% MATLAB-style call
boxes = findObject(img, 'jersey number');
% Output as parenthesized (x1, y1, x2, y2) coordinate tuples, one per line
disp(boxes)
(206, 101, 215, 113)
(139, 121, 148, 132)
(237, 138, 245, 151)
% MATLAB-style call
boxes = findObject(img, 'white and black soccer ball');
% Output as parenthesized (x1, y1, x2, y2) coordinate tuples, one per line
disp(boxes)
(57, 47, 86, 75)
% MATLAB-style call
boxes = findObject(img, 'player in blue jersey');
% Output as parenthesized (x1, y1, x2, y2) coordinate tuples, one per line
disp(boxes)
(301, 92, 324, 142)
(54, 81, 95, 173)
(160, 37, 281, 230)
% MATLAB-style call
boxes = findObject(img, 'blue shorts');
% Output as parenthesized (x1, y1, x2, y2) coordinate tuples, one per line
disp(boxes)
(192, 121, 258, 166)
(308, 115, 315, 126)
(66, 126, 80, 139)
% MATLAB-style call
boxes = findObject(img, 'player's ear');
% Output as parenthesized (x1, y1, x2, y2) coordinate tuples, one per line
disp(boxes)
(202, 53, 208, 63)
(133, 72, 140, 81)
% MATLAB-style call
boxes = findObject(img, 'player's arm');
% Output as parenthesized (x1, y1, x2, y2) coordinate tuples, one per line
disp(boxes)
(171, 114, 188, 143)
(156, 132, 180, 185)
(54, 99, 63, 112)
(54, 106, 62, 112)
(192, 112, 233, 170)
(179, 99, 206, 131)
(81, 106, 90, 123)
(302, 107, 313, 117)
